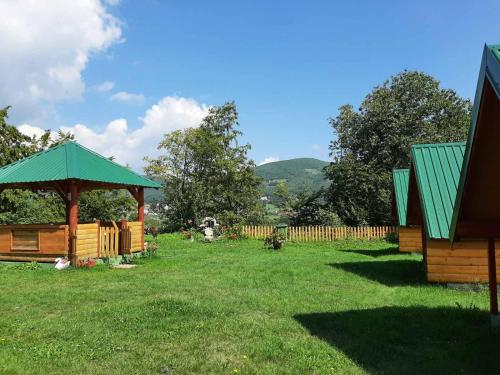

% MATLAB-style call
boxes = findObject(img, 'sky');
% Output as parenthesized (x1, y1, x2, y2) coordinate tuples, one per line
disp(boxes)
(1, 0, 500, 171)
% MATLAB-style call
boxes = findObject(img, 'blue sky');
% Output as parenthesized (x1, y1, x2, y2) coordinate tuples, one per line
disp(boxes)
(3, 0, 500, 170)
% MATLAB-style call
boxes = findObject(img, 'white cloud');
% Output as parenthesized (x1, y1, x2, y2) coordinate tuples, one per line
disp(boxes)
(19, 96, 209, 171)
(17, 124, 48, 139)
(259, 156, 280, 166)
(110, 91, 145, 104)
(0, 0, 122, 123)
(95, 81, 115, 92)
(312, 144, 321, 151)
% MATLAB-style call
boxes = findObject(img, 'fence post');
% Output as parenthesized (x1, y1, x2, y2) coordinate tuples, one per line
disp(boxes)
(95, 220, 101, 258)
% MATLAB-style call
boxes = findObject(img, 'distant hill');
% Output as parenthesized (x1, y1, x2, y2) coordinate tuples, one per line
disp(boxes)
(144, 158, 331, 204)
(144, 176, 163, 204)
(255, 158, 330, 197)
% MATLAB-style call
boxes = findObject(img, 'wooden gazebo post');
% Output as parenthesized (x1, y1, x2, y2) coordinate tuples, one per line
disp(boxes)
(68, 181, 80, 265)
(127, 186, 146, 251)
(138, 187, 145, 249)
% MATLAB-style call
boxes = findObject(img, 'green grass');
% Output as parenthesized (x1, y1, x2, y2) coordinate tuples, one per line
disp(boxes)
(1, 235, 499, 374)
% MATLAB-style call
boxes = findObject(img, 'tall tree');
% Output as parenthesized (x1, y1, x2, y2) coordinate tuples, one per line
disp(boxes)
(145, 102, 263, 229)
(325, 71, 471, 225)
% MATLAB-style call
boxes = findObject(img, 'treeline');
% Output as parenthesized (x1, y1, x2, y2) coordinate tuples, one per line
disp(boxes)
(0, 70, 473, 230)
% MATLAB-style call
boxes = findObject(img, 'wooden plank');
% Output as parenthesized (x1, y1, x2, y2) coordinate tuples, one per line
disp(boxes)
(427, 273, 496, 283)
(427, 264, 490, 275)
(0, 254, 59, 262)
(427, 248, 488, 258)
(0, 224, 67, 230)
(427, 256, 491, 266)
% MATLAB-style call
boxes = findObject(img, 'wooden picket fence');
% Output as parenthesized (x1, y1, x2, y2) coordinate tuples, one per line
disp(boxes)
(241, 225, 397, 242)
(98, 221, 119, 258)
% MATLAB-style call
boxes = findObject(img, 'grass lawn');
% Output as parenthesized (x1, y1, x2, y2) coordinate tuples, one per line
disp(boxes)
(1, 235, 499, 374)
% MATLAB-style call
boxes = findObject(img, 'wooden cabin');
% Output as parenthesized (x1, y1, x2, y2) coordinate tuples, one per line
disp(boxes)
(392, 169, 422, 253)
(448, 44, 500, 321)
(0, 141, 160, 264)
(406, 141, 500, 283)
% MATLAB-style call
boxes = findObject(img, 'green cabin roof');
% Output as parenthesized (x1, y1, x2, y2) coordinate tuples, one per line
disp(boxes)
(449, 44, 500, 240)
(0, 141, 160, 188)
(392, 169, 409, 226)
(411, 142, 465, 240)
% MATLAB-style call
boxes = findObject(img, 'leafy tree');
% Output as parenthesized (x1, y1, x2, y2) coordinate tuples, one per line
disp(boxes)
(78, 190, 136, 223)
(289, 190, 343, 226)
(0, 106, 37, 166)
(145, 102, 263, 229)
(273, 180, 291, 209)
(325, 71, 471, 225)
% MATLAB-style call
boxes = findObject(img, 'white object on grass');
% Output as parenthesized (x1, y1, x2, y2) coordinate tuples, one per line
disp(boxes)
(54, 257, 71, 270)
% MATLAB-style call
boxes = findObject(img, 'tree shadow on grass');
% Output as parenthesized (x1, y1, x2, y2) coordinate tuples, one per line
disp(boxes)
(329, 260, 426, 286)
(295, 306, 500, 375)
(340, 247, 400, 258)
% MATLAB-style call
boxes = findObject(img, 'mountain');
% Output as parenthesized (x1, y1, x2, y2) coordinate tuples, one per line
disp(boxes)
(144, 176, 163, 204)
(255, 158, 330, 197)
(144, 158, 331, 204)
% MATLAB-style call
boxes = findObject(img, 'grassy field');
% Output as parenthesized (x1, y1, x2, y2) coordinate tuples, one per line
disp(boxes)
(1, 235, 499, 375)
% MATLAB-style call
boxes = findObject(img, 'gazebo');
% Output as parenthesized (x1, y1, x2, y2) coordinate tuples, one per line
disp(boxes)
(391, 168, 422, 253)
(0, 141, 160, 264)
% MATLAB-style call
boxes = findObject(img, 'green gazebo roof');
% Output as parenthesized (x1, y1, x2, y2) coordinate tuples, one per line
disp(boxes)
(0, 141, 160, 188)
(410, 142, 465, 240)
(392, 169, 409, 226)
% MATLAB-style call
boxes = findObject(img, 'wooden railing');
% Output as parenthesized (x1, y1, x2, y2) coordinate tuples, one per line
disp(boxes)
(99, 221, 119, 258)
(241, 225, 397, 241)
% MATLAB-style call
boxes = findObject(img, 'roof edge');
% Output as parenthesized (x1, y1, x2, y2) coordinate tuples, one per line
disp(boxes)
(449, 44, 500, 242)
(392, 168, 409, 226)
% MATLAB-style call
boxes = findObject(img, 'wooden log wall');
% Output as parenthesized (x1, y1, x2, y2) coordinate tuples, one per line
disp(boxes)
(398, 226, 422, 253)
(76, 223, 99, 259)
(241, 225, 397, 241)
(0, 224, 69, 262)
(427, 239, 500, 283)
(128, 221, 143, 252)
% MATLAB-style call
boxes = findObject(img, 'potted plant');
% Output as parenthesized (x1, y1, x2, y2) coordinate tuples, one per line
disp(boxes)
(264, 230, 286, 250)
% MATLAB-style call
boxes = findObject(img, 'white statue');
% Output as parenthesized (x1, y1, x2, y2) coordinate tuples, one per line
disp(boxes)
(204, 227, 214, 241)
(199, 217, 219, 241)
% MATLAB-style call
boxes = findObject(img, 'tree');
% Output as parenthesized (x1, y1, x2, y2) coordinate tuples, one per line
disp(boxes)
(325, 71, 471, 225)
(0, 106, 37, 166)
(289, 189, 343, 227)
(78, 190, 136, 223)
(273, 180, 291, 209)
(145, 102, 263, 229)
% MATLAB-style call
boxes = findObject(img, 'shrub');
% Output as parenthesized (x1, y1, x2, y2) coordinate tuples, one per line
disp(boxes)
(222, 225, 245, 240)
(385, 230, 399, 244)
(120, 255, 134, 265)
(264, 230, 286, 250)
(181, 228, 197, 240)
(78, 258, 96, 268)
(143, 240, 159, 258)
